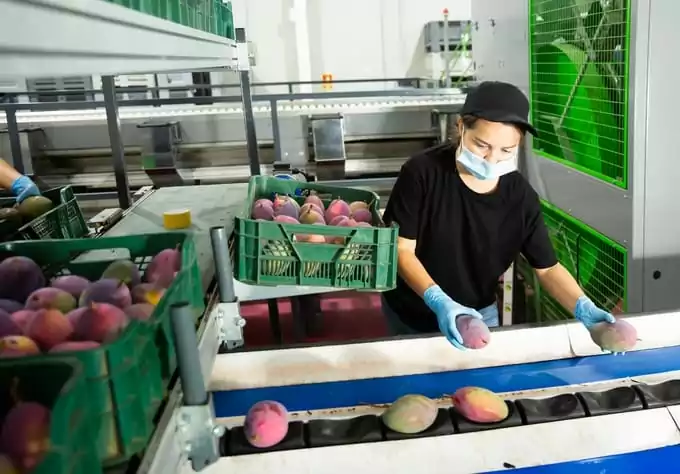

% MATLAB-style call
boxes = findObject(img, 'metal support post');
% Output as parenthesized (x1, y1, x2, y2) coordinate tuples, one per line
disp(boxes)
(170, 302, 224, 472)
(210, 226, 246, 349)
(443, 9, 451, 88)
(236, 29, 261, 177)
(502, 264, 514, 327)
(4, 110, 23, 174)
(102, 75, 131, 209)
(240, 71, 260, 176)
(270, 99, 283, 163)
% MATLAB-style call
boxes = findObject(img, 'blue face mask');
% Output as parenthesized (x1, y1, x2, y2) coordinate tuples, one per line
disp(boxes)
(457, 134, 517, 180)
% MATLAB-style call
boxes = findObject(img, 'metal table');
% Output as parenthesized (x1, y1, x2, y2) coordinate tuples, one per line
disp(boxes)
(104, 183, 350, 300)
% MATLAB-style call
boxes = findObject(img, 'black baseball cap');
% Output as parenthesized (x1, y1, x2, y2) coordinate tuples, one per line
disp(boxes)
(461, 81, 538, 136)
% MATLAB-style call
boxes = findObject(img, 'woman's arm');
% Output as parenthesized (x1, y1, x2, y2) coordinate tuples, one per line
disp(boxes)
(520, 189, 614, 325)
(383, 159, 436, 297)
(396, 237, 436, 297)
(534, 263, 584, 313)
(519, 189, 582, 314)
(0, 159, 39, 202)
(0, 159, 22, 189)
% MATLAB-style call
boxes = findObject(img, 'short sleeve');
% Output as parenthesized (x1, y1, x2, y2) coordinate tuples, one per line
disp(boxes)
(383, 158, 425, 240)
(521, 190, 558, 269)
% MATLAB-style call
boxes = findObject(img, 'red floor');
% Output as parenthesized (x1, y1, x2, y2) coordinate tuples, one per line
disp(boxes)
(239, 291, 390, 346)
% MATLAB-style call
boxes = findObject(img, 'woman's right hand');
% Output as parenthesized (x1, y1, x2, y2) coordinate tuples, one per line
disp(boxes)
(423, 285, 483, 350)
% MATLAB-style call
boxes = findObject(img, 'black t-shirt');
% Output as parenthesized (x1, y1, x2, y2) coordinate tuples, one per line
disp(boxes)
(382, 143, 558, 332)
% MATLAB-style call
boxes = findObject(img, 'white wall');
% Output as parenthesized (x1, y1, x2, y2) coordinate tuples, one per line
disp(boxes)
(230, 0, 471, 88)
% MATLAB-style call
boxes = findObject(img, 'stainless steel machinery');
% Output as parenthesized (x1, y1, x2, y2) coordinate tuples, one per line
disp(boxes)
(471, 0, 680, 315)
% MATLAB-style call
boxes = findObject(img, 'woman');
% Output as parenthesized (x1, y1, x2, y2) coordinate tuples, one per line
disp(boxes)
(0, 159, 40, 203)
(381, 81, 615, 350)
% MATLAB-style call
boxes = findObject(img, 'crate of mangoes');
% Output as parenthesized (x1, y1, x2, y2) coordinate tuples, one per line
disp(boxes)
(232, 175, 399, 290)
(0, 186, 88, 242)
(0, 232, 203, 466)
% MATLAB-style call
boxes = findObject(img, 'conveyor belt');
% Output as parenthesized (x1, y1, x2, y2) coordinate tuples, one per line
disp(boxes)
(202, 313, 680, 474)
(213, 344, 680, 417)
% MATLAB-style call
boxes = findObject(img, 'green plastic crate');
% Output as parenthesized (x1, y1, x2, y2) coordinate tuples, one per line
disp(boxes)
(529, 0, 631, 188)
(0, 186, 88, 242)
(517, 201, 627, 322)
(0, 358, 101, 474)
(233, 176, 399, 290)
(0, 232, 204, 466)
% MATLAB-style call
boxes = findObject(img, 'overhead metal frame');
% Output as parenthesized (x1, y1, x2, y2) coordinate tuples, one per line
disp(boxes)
(0, 85, 465, 207)
(0, 0, 238, 78)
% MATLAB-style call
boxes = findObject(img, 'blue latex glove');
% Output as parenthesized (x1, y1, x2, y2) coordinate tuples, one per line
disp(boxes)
(574, 295, 615, 330)
(10, 175, 40, 203)
(424, 285, 483, 350)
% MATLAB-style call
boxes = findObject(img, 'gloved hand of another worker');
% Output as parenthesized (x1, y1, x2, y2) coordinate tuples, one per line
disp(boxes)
(10, 175, 40, 203)
(573, 295, 615, 330)
(424, 285, 483, 350)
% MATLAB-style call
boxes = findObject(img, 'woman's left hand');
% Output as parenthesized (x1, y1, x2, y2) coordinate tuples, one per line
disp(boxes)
(574, 295, 616, 329)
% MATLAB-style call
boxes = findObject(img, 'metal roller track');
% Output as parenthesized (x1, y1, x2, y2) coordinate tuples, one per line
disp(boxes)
(0, 94, 466, 125)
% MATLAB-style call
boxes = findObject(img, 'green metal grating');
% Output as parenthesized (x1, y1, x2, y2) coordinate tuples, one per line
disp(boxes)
(529, 0, 631, 188)
(105, 0, 235, 39)
(518, 200, 627, 322)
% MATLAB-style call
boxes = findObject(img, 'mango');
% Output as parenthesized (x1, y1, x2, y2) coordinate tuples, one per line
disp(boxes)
(0, 336, 40, 358)
(80, 279, 132, 308)
(50, 275, 91, 299)
(0, 454, 18, 474)
(300, 201, 323, 215)
(144, 248, 181, 289)
(102, 260, 141, 288)
(329, 215, 350, 226)
(8, 311, 34, 333)
(125, 303, 155, 321)
(452, 387, 508, 423)
(25, 309, 73, 350)
(0, 208, 21, 226)
(296, 232, 326, 244)
(272, 195, 300, 219)
(326, 216, 353, 244)
(0, 310, 22, 338)
(251, 199, 275, 221)
(273, 215, 298, 224)
(131, 284, 165, 306)
(49, 341, 100, 353)
(351, 221, 371, 228)
(243, 401, 289, 448)
(325, 199, 350, 224)
(456, 315, 491, 349)
(0, 299, 22, 314)
(75, 303, 128, 343)
(305, 194, 325, 211)
(17, 196, 53, 220)
(0, 402, 50, 471)
(589, 319, 637, 353)
(382, 394, 438, 434)
(0, 256, 45, 303)
(351, 208, 372, 224)
(26, 287, 76, 313)
(299, 205, 325, 225)
(348, 201, 369, 214)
